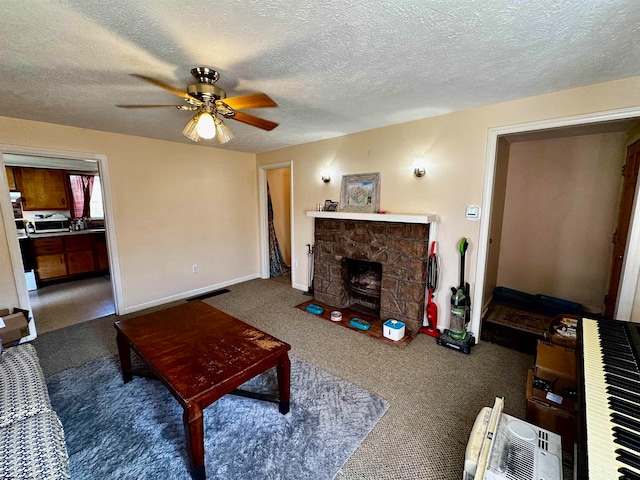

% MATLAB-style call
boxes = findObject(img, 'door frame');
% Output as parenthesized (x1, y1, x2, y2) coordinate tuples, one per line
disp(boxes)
(473, 106, 640, 338)
(0, 145, 124, 326)
(258, 161, 294, 282)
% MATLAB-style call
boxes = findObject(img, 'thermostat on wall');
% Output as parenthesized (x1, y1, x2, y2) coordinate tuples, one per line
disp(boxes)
(465, 205, 481, 220)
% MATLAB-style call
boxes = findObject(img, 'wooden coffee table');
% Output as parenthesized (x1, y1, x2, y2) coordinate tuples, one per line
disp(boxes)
(114, 301, 291, 480)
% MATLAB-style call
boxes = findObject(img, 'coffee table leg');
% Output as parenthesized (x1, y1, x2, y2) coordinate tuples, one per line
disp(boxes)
(183, 405, 205, 480)
(115, 331, 133, 383)
(276, 352, 291, 414)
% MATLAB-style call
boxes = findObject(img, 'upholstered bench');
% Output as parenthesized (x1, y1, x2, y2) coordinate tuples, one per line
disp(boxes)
(0, 344, 70, 479)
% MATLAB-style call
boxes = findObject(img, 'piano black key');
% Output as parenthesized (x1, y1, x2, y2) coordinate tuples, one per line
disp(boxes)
(609, 385, 640, 405)
(613, 412, 640, 433)
(611, 397, 640, 421)
(619, 467, 640, 480)
(604, 355, 640, 372)
(617, 448, 640, 471)
(606, 364, 640, 381)
(607, 374, 640, 395)
(614, 427, 640, 451)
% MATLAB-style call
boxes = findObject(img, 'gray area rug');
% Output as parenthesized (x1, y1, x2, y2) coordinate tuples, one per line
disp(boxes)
(46, 355, 388, 480)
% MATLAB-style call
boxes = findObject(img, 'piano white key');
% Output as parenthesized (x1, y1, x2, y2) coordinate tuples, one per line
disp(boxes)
(582, 318, 640, 478)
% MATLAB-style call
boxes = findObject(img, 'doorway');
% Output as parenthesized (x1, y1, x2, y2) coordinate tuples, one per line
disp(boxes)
(0, 145, 122, 338)
(259, 162, 293, 286)
(472, 108, 640, 341)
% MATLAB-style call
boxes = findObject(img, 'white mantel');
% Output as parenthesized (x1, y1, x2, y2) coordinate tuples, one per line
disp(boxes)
(306, 211, 437, 224)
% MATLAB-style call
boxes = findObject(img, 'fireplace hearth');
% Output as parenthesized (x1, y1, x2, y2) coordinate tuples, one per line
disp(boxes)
(312, 218, 430, 333)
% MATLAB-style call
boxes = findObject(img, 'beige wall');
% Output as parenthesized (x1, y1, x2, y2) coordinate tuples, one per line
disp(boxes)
(267, 167, 291, 265)
(257, 75, 640, 326)
(497, 133, 627, 311)
(0, 117, 258, 314)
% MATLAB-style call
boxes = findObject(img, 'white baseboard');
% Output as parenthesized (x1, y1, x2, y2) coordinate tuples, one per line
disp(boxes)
(122, 274, 260, 315)
(292, 282, 309, 292)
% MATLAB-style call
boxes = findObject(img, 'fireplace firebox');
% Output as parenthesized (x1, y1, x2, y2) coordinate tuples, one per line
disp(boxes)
(344, 258, 382, 316)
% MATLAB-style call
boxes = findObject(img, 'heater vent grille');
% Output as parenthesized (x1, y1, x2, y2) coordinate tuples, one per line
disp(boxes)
(505, 437, 535, 480)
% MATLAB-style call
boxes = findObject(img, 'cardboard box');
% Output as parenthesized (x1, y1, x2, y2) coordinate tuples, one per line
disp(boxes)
(534, 340, 576, 406)
(0, 308, 30, 347)
(526, 369, 576, 451)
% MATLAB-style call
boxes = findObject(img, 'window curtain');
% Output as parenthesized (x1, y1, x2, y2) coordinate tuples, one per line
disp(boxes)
(69, 175, 95, 218)
(268, 182, 289, 277)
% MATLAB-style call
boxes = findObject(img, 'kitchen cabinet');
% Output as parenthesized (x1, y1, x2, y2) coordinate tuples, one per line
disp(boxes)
(67, 251, 95, 275)
(64, 235, 95, 275)
(18, 167, 69, 210)
(95, 236, 109, 271)
(6, 167, 16, 190)
(30, 231, 108, 284)
(36, 254, 67, 280)
(32, 237, 66, 281)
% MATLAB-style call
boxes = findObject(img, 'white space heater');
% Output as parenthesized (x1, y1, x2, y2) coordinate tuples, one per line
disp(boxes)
(463, 397, 563, 480)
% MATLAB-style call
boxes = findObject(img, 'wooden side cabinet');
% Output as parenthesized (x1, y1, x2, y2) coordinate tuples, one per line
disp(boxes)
(19, 167, 69, 210)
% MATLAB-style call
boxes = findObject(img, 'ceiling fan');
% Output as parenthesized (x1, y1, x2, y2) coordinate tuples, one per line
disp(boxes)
(117, 67, 278, 144)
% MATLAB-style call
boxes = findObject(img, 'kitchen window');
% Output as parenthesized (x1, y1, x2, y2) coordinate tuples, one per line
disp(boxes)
(68, 174, 104, 219)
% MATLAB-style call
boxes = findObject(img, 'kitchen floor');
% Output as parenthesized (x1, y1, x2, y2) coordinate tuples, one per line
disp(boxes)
(29, 276, 115, 334)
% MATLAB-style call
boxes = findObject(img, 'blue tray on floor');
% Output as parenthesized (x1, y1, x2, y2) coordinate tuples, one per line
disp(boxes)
(305, 304, 324, 315)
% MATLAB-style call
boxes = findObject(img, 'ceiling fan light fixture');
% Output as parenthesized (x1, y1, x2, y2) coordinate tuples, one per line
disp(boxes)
(214, 117, 234, 144)
(196, 112, 216, 139)
(183, 116, 201, 142)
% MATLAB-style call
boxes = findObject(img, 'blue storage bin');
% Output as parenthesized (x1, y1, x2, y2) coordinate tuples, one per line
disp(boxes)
(493, 286, 536, 309)
(534, 294, 582, 316)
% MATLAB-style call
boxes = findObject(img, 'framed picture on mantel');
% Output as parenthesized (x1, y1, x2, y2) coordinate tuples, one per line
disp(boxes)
(340, 172, 380, 213)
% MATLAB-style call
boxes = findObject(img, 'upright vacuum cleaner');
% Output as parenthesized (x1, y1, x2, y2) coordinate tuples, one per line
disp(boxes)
(437, 238, 475, 354)
(419, 241, 440, 338)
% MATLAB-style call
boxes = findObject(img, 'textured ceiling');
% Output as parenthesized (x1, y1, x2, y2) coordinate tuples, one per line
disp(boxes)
(2, 0, 640, 153)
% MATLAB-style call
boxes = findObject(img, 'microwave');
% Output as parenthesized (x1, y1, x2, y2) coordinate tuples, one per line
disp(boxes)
(33, 218, 70, 233)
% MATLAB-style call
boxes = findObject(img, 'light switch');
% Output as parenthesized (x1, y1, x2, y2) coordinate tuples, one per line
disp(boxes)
(466, 205, 481, 220)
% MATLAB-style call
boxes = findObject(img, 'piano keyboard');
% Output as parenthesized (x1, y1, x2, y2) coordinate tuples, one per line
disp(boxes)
(582, 318, 640, 480)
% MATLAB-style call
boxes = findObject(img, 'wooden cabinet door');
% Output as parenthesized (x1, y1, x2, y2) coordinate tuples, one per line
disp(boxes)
(19, 167, 69, 210)
(67, 250, 95, 275)
(96, 240, 109, 271)
(36, 253, 67, 280)
(6, 167, 16, 190)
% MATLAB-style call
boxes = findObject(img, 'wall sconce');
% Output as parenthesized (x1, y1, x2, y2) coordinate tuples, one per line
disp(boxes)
(413, 159, 426, 177)
(320, 168, 331, 183)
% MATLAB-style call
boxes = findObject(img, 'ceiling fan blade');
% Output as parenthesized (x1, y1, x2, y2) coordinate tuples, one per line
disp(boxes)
(220, 93, 277, 110)
(116, 104, 184, 108)
(229, 111, 279, 131)
(131, 74, 202, 105)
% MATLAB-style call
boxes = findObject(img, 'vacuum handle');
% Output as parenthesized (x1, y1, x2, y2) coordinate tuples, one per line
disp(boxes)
(459, 238, 468, 256)
(458, 237, 468, 289)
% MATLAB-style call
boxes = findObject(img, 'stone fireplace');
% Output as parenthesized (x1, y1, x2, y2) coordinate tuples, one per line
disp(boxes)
(312, 217, 431, 333)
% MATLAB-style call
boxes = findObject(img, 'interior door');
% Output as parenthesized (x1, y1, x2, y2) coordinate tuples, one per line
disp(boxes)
(605, 139, 640, 318)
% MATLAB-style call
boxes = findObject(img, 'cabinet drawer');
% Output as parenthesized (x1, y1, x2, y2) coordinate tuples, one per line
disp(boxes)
(32, 237, 64, 255)
(64, 235, 93, 251)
